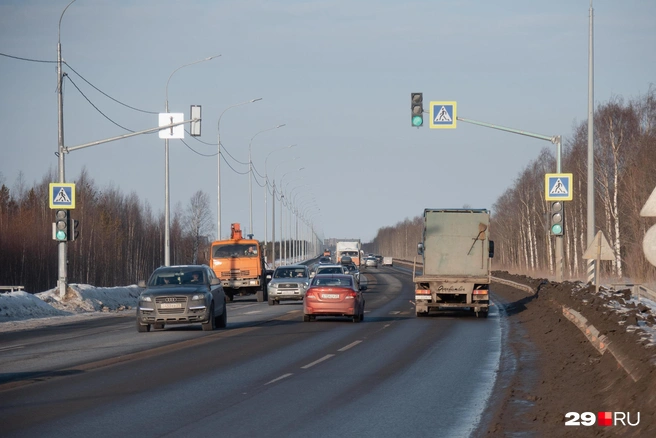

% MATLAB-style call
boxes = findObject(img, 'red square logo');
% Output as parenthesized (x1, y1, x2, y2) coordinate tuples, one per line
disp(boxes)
(598, 412, 613, 426)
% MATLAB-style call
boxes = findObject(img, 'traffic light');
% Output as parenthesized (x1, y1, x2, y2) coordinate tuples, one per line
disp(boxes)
(54, 210, 69, 241)
(69, 217, 80, 241)
(411, 93, 423, 127)
(550, 201, 564, 236)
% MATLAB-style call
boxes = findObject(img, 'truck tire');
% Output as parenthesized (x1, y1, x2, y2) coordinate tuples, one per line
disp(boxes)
(416, 311, 428, 317)
(256, 289, 265, 302)
(476, 309, 489, 318)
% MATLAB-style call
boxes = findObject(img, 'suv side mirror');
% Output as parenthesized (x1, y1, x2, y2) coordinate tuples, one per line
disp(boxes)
(417, 243, 424, 255)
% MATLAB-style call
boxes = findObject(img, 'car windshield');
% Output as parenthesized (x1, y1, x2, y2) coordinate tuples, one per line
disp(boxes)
(313, 277, 353, 287)
(274, 267, 307, 279)
(317, 267, 342, 274)
(212, 243, 258, 258)
(149, 268, 205, 286)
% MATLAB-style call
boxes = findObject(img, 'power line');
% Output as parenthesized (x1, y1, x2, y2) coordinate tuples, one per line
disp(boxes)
(64, 62, 158, 115)
(221, 152, 250, 175)
(180, 139, 217, 157)
(66, 75, 137, 133)
(0, 52, 55, 63)
(221, 143, 249, 166)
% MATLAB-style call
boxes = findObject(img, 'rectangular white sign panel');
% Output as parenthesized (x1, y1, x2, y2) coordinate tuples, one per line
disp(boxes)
(158, 113, 185, 139)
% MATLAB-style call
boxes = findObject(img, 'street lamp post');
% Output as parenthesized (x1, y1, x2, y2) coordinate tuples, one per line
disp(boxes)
(280, 169, 305, 260)
(248, 124, 285, 236)
(164, 55, 219, 266)
(266, 147, 297, 263)
(217, 98, 262, 240)
(264, 144, 299, 266)
(291, 191, 313, 262)
(56, 0, 76, 297)
(264, 145, 296, 255)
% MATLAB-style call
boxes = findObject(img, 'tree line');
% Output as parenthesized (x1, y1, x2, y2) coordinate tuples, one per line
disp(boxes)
(0, 167, 313, 293)
(0, 168, 215, 293)
(3, 90, 656, 292)
(368, 89, 656, 282)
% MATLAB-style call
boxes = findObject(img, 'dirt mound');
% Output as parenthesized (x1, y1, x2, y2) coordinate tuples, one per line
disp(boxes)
(483, 271, 656, 437)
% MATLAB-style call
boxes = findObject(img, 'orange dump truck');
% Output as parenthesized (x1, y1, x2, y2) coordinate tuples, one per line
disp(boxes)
(210, 223, 268, 302)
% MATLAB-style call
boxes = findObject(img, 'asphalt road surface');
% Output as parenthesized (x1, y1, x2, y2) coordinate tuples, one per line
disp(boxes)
(0, 266, 502, 438)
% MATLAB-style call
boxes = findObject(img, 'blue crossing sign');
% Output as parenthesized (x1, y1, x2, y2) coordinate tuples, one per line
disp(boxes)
(49, 183, 76, 209)
(429, 101, 457, 129)
(545, 173, 573, 201)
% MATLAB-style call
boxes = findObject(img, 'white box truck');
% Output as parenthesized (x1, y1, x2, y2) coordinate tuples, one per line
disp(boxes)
(413, 209, 494, 318)
(335, 240, 362, 266)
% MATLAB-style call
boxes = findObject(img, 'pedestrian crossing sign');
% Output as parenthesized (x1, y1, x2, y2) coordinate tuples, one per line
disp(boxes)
(49, 183, 76, 209)
(429, 101, 457, 129)
(545, 173, 573, 201)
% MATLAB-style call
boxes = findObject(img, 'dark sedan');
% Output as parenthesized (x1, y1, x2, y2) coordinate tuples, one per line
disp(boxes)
(136, 265, 227, 332)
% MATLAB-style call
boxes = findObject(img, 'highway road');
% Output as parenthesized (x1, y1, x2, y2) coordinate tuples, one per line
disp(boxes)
(0, 266, 502, 438)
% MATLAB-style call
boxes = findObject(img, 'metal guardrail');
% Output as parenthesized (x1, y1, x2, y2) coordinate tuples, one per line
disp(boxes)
(0, 286, 25, 293)
(610, 283, 656, 304)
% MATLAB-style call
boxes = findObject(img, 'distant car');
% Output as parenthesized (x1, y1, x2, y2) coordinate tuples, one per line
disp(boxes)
(341, 262, 361, 287)
(364, 256, 378, 268)
(318, 256, 332, 264)
(136, 265, 226, 332)
(267, 264, 311, 305)
(311, 264, 348, 278)
(375, 255, 383, 263)
(303, 274, 365, 322)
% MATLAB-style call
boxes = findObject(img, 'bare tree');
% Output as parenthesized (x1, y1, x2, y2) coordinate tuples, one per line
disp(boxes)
(185, 190, 213, 264)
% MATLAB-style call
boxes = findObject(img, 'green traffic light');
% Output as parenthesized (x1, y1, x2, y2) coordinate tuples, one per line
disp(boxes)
(412, 115, 423, 127)
(551, 224, 563, 235)
(56, 230, 67, 240)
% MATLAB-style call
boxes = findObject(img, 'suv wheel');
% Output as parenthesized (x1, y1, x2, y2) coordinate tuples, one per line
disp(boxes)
(202, 304, 216, 331)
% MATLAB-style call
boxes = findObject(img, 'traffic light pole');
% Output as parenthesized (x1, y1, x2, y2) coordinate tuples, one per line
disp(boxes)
(54, 119, 200, 298)
(455, 116, 564, 281)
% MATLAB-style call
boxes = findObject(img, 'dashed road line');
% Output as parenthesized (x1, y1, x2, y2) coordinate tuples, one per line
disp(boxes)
(337, 340, 362, 352)
(301, 354, 335, 369)
(265, 373, 293, 385)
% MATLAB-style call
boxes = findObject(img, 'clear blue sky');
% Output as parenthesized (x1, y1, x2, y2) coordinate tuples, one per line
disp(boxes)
(1, 0, 654, 243)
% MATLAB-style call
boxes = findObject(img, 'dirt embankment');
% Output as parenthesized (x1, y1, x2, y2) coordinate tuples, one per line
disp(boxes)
(482, 271, 656, 437)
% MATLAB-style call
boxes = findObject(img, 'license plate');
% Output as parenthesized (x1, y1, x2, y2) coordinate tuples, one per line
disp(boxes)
(160, 302, 182, 309)
(321, 294, 339, 299)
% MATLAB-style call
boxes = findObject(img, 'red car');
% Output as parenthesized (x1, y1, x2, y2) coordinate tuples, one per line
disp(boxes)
(303, 274, 365, 322)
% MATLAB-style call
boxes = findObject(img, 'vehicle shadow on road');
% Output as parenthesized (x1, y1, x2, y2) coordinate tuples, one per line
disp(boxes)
(0, 369, 84, 387)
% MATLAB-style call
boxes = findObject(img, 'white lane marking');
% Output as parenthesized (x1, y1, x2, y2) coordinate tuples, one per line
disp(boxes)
(265, 373, 293, 385)
(301, 354, 335, 369)
(389, 310, 401, 315)
(337, 340, 362, 352)
(244, 311, 263, 315)
(0, 345, 25, 352)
